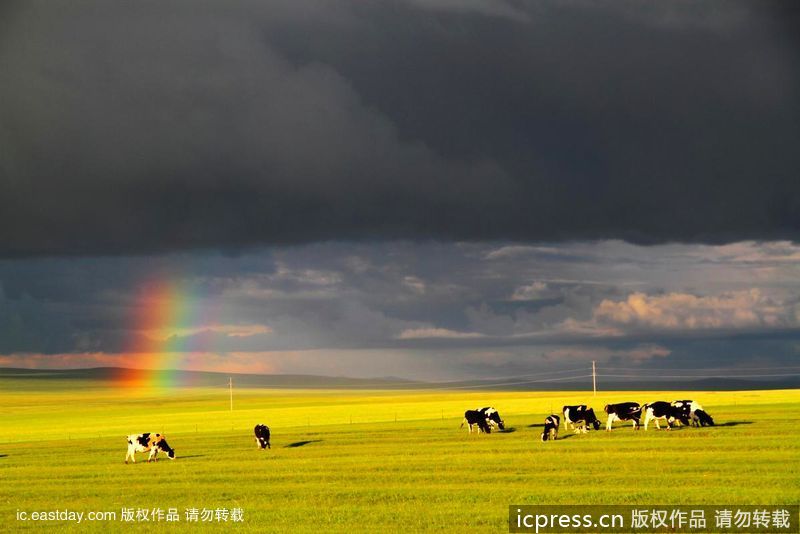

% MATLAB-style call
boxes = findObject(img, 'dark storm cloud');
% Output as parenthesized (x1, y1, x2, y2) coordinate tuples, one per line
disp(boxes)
(0, 1, 798, 257)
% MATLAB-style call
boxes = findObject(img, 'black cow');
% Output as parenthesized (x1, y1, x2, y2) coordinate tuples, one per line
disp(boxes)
(476, 406, 505, 430)
(643, 401, 690, 430)
(461, 410, 492, 434)
(541, 414, 560, 442)
(562, 405, 600, 432)
(604, 402, 642, 431)
(692, 409, 715, 427)
(254, 424, 271, 449)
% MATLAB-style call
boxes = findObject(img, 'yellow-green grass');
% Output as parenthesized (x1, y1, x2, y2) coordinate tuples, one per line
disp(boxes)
(1, 379, 798, 532)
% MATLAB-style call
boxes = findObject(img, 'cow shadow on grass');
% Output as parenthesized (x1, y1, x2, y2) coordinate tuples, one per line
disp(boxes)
(285, 440, 322, 448)
(527, 423, 545, 428)
(177, 454, 206, 459)
(0, 454, 8, 458)
(498, 427, 517, 434)
(715, 421, 753, 427)
(554, 434, 576, 441)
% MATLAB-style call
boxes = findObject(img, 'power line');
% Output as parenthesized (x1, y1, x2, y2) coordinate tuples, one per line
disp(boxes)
(410, 367, 589, 385)
(598, 372, 800, 379)
(599, 365, 800, 372)
(426, 374, 593, 390)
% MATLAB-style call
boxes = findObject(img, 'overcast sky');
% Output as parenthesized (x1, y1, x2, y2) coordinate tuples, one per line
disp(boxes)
(1, 1, 799, 379)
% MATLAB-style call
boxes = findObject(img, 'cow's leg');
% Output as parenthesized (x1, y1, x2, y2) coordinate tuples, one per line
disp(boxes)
(606, 414, 615, 431)
(644, 411, 651, 430)
(148, 448, 158, 462)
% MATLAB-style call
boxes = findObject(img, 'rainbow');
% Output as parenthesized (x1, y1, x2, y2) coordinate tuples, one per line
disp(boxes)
(115, 277, 220, 388)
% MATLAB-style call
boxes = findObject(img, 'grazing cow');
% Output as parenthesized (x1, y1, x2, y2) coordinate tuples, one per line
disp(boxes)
(692, 409, 715, 427)
(670, 400, 692, 423)
(670, 400, 705, 427)
(604, 402, 642, 431)
(562, 405, 600, 432)
(643, 401, 690, 430)
(254, 424, 271, 449)
(476, 406, 506, 430)
(541, 415, 560, 442)
(125, 433, 175, 464)
(461, 410, 492, 434)
(671, 400, 715, 427)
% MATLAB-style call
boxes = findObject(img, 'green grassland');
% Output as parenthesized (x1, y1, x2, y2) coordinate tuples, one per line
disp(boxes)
(1, 379, 798, 532)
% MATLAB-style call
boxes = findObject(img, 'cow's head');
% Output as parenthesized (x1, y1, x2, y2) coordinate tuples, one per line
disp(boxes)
(696, 410, 715, 426)
(157, 437, 176, 459)
(586, 408, 600, 430)
(487, 411, 505, 430)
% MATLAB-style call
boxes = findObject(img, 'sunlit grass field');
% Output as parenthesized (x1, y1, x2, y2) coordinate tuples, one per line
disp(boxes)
(1, 379, 798, 532)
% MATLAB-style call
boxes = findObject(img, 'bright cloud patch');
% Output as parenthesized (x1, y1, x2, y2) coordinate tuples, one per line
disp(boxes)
(396, 328, 484, 339)
(146, 324, 272, 341)
(510, 281, 549, 301)
(594, 289, 796, 330)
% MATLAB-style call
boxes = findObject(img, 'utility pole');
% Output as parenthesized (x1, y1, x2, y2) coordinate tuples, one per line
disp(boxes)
(592, 361, 597, 397)
(229, 377, 233, 412)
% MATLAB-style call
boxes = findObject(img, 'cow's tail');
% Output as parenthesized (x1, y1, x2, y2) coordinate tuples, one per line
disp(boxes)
(459, 418, 465, 429)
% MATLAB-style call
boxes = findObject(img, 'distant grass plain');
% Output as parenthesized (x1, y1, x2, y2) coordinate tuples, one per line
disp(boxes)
(1, 376, 798, 532)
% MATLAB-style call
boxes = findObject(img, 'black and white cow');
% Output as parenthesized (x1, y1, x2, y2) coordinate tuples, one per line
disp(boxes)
(254, 424, 271, 449)
(670, 400, 695, 424)
(541, 414, 560, 442)
(671, 400, 714, 427)
(604, 402, 642, 431)
(643, 401, 690, 430)
(125, 433, 175, 464)
(562, 405, 600, 432)
(476, 406, 505, 430)
(461, 410, 492, 434)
